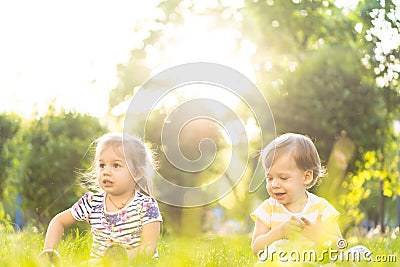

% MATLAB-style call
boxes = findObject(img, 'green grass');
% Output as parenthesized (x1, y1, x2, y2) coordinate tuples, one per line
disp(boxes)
(0, 228, 398, 266)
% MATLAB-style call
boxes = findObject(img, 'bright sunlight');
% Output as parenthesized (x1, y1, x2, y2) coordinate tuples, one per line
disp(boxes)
(0, 0, 161, 118)
(0, 0, 254, 120)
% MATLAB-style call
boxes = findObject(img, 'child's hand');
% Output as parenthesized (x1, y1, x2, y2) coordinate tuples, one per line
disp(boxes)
(39, 249, 61, 267)
(300, 214, 324, 243)
(103, 244, 129, 266)
(278, 216, 304, 239)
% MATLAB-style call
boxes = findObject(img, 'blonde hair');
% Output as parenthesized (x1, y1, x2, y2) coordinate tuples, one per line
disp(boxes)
(81, 133, 155, 196)
(261, 133, 325, 189)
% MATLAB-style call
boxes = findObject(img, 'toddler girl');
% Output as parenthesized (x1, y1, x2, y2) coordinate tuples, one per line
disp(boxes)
(42, 133, 162, 264)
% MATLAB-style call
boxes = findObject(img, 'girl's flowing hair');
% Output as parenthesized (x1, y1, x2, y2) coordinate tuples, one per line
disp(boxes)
(79, 133, 156, 196)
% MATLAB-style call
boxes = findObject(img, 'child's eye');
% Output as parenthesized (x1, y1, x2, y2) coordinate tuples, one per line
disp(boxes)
(99, 163, 105, 168)
(266, 177, 273, 182)
(280, 177, 289, 180)
(113, 163, 121, 168)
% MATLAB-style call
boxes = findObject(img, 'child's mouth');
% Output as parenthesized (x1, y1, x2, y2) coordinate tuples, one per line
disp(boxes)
(103, 179, 113, 187)
(274, 192, 286, 199)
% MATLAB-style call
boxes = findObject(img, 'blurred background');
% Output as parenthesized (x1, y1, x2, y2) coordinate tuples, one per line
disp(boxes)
(0, 0, 399, 239)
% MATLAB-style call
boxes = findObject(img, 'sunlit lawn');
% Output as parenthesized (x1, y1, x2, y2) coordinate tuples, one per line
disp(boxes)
(0, 228, 398, 266)
(0, 228, 254, 267)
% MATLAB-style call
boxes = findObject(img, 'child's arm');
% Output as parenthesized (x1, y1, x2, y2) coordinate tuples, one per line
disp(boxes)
(43, 209, 77, 249)
(129, 221, 161, 258)
(251, 217, 303, 254)
(139, 221, 161, 255)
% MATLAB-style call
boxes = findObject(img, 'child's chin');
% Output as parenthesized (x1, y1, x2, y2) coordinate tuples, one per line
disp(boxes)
(273, 197, 287, 205)
(276, 199, 287, 205)
(101, 187, 114, 194)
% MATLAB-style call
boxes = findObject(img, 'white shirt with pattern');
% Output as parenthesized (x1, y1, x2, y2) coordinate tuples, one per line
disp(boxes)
(71, 190, 162, 257)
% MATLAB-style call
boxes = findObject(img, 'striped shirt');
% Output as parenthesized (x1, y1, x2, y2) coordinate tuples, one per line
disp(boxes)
(251, 191, 339, 248)
(71, 191, 162, 257)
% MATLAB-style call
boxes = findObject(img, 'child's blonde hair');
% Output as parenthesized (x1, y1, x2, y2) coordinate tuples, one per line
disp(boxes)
(261, 133, 325, 189)
(82, 133, 155, 196)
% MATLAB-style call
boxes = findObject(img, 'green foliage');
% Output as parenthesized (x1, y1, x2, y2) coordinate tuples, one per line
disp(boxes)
(241, 0, 399, 233)
(0, 202, 14, 232)
(0, 227, 91, 267)
(105, 0, 400, 236)
(109, 49, 151, 108)
(159, 235, 254, 266)
(244, 0, 353, 53)
(269, 46, 386, 160)
(357, 0, 400, 93)
(143, 106, 232, 234)
(0, 230, 254, 267)
(0, 230, 399, 266)
(107, 0, 183, 112)
(0, 113, 21, 198)
(20, 108, 105, 225)
(0, 113, 22, 228)
(242, 0, 392, 161)
(341, 146, 400, 229)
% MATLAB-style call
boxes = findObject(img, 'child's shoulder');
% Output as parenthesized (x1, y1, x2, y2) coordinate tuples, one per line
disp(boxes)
(307, 191, 331, 205)
(80, 191, 105, 203)
(258, 196, 280, 209)
(306, 191, 338, 212)
(134, 191, 158, 204)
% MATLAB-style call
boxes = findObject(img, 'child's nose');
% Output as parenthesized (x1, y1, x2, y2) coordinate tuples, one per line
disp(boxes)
(271, 179, 280, 188)
(103, 166, 111, 175)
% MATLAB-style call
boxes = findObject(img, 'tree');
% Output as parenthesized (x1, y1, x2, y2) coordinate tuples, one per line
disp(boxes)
(107, 0, 399, 233)
(352, 0, 400, 232)
(357, 0, 399, 95)
(20, 108, 105, 226)
(108, 0, 182, 120)
(0, 113, 21, 229)
(242, 0, 385, 159)
(0, 113, 20, 198)
(242, 0, 399, 231)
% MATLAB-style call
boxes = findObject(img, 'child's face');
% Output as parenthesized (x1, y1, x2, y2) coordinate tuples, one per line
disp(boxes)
(97, 146, 136, 197)
(266, 153, 312, 212)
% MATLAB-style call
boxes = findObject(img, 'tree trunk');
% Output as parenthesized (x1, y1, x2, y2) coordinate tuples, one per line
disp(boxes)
(378, 179, 385, 233)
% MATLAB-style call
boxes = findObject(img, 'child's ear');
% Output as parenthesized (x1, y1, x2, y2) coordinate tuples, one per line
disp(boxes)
(303, 170, 313, 187)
